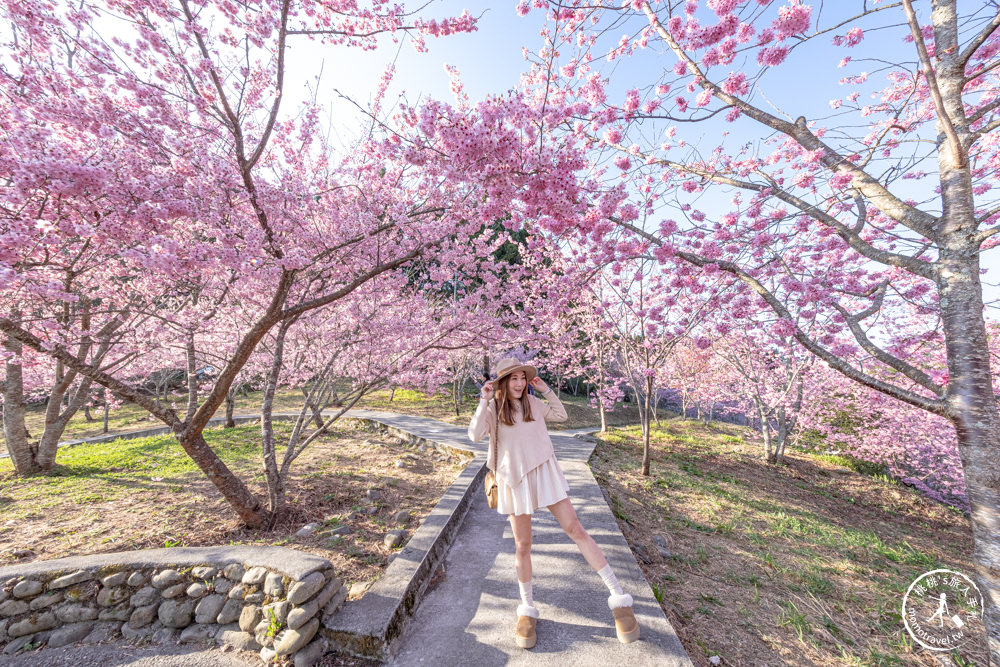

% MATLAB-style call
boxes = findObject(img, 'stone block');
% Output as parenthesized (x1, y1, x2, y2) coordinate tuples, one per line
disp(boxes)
(130, 586, 159, 608)
(179, 623, 217, 643)
(126, 572, 147, 587)
(12, 579, 43, 598)
(262, 599, 289, 625)
(0, 599, 29, 617)
(293, 639, 326, 667)
(55, 603, 99, 624)
(222, 563, 245, 581)
(274, 617, 319, 656)
(242, 566, 268, 585)
(151, 569, 182, 589)
(100, 572, 128, 588)
(287, 571, 325, 605)
(218, 627, 261, 652)
(383, 530, 407, 549)
(263, 572, 284, 597)
(239, 605, 262, 632)
(129, 603, 160, 629)
(194, 594, 225, 624)
(216, 598, 243, 625)
(63, 581, 99, 603)
(9, 611, 56, 637)
(227, 584, 247, 600)
(98, 603, 132, 621)
(157, 599, 195, 628)
(321, 586, 348, 623)
(121, 623, 155, 643)
(152, 626, 178, 643)
(49, 570, 92, 590)
(3, 635, 35, 655)
(97, 585, 128, 607)
(186, 582, 207, 598)
(161, 583, 187, 599)
(29, 591, 63, 610)
(47, 621, 94, 648)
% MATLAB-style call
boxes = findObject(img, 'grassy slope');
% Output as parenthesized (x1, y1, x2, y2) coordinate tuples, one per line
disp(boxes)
(591, 420, 982, 667)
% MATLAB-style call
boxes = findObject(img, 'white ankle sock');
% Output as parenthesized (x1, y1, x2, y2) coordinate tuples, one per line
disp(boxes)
(597, 564, 623, 596)
(518, 580, 534, 608)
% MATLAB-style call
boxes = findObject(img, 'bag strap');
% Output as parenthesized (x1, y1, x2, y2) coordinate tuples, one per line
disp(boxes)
(490, 396, 499, 472)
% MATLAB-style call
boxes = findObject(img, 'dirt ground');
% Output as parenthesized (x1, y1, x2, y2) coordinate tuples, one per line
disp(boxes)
(0, 422, 471, 592)
(590, 420, 984, 667)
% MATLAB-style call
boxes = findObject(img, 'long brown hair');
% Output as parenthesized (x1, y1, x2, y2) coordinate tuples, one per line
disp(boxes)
(494, 372, 535, 426)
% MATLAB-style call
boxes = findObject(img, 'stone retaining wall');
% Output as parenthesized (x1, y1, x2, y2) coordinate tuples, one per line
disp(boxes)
(0, 546, 347, 665)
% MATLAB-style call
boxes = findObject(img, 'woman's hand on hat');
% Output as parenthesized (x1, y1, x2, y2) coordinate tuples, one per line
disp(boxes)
(480, 381, 494, 400)
(529, 377, 549, 394)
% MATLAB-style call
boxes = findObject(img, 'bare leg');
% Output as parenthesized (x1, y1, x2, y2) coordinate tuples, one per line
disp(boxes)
(547, 497, 608, 571)
(509, 513, 533, 583)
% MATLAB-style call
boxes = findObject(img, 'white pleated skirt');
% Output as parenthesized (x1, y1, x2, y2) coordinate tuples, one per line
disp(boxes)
(496, 455, 570, 516)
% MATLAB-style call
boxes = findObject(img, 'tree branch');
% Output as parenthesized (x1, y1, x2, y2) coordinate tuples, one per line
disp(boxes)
(612, 219, 950, 416)
(901, 0, 967, 167)
(958, 6, 1000, 67)
(638, 1, 941, 238)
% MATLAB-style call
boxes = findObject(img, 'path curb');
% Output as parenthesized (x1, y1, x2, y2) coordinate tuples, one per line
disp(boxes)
(322, 416, 486, 660)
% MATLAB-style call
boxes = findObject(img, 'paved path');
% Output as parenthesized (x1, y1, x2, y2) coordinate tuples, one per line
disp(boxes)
(345, 412, 693, 666)
(4, 411, 691, 666)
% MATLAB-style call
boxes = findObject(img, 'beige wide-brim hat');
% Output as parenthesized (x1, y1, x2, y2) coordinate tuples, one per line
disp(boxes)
(493, 357, 537, 384)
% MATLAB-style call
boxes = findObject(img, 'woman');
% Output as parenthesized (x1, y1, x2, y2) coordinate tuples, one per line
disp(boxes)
(468, 357, 640, 649)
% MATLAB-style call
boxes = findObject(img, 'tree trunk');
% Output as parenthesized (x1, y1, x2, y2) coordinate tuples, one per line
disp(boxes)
(773, 405, 788, 465)
(642, 374, 652, 476)
(37, 373, 94, 469)
(755, 398, 773, 464)
(938, 249, 1000, 663)
(180, 430, 270, 527)
(83, 404, 94, 422)
(225, 389, 236, 428)
(300, 385, 324, 427)
(3, 326, 38, 475)
(102, 390, 110, 434)
(261, 321, 292, 517)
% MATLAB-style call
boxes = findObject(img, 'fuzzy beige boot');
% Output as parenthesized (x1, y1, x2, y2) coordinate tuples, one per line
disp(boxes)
(609, 593, 640, 643)
(515, 604, 539, 648)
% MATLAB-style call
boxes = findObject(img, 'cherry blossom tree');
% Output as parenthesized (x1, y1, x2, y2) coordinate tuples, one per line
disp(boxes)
(511, 0, 1000, 655)
(0, 0, 481, 527)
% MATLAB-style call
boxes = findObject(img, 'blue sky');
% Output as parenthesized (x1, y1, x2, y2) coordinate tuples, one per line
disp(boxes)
(279, 1, 1000, 309)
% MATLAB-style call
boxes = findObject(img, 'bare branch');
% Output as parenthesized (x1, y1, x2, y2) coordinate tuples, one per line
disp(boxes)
(901, 0, 966, 167)
(958, 6, 1000, 67)
(638, 1, 941, 238)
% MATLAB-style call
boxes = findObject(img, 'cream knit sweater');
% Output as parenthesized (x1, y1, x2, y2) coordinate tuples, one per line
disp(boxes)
(468, 388, 568, 488)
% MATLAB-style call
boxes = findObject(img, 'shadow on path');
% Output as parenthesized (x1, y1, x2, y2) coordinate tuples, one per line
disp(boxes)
(341, 412, 693, 666)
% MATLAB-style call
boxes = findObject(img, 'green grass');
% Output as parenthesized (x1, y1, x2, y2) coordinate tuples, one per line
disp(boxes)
(0, 424, 287, 520)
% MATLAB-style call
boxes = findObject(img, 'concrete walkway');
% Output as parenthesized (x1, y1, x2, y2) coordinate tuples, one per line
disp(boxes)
(343, 411, 692, 666)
